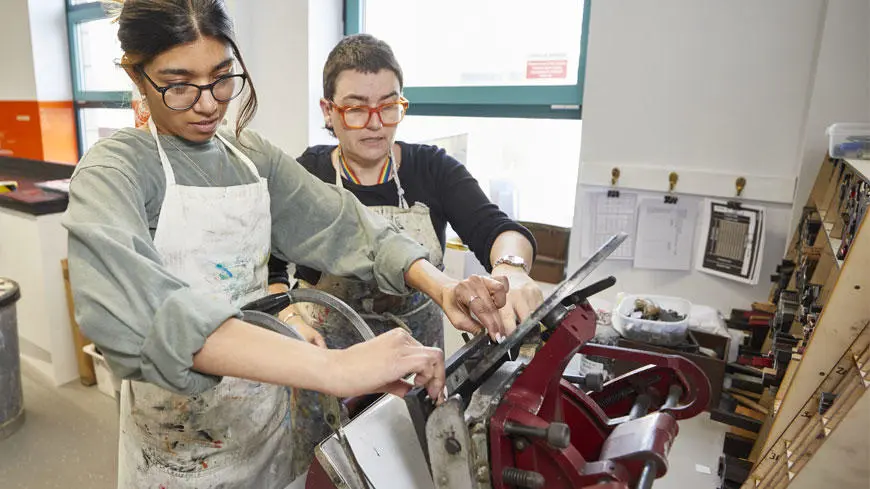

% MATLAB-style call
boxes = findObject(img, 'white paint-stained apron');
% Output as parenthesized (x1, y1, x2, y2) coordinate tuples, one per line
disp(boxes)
(116, 122, 304, 488)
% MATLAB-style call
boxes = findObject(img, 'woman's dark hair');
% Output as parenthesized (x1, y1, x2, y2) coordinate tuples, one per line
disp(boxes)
(322, 33, 403, 136)
(113, 0, 257, 140)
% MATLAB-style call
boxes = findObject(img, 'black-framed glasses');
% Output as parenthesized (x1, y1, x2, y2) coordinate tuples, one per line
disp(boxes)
(139, 68, 248, 111)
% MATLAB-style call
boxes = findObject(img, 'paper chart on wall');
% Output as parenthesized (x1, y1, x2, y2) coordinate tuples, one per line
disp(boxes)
(695, 199, 765, 285)
(633, 198, 698, 271)
(581, 190, 637, 260)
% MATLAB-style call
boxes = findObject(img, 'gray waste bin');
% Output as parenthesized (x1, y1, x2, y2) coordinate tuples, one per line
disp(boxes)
(0, 278, 24, 440)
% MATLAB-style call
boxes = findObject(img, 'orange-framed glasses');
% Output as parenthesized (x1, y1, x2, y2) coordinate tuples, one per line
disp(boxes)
(329, 98, 409, 129)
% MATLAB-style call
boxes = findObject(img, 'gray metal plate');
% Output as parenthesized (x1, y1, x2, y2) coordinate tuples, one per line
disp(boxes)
(315, 395, 435, 489)
(449, 232, 628, 394)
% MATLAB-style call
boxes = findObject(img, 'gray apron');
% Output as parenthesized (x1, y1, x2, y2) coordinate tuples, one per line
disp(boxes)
(116, 123, 307, 488)
(297, 151, 445, 350)
(284, 150, 446, 476)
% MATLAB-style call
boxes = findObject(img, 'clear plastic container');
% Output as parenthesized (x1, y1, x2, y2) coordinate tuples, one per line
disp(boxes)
(826, 123, 870, 160)
(611, 294, 691, 346)
(83, 343, 121, 399)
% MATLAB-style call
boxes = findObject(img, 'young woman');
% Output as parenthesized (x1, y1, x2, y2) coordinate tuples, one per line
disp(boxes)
(64, 1, 508, 487)
(268, 34, 544, 352)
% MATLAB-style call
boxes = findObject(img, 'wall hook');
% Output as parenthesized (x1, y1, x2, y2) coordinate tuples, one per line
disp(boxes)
(736, 176, 746, 197)
(665, 172, 679, 204)
(608, 167, 621, 198)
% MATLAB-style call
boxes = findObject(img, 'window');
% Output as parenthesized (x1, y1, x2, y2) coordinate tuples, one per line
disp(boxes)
(399, 116, 581, 230)
(79, 108, 136, 152)
(346, 0, 590, 119)
(76, 17, 128, 92)
(346, 1, 588, 227)
(66, 2, 134, 156)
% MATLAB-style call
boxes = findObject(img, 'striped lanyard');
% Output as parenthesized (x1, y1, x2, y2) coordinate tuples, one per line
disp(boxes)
(335, 145, 408, 209)
(338, 146, 392, 185)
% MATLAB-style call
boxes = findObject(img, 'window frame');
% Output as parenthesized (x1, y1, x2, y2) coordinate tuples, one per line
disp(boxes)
(65, 1, 132, 158)
(343, 0, 591, 119)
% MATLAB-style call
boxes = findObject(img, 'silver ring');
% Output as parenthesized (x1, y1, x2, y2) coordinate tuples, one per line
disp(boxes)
(468, 295, 480, 305)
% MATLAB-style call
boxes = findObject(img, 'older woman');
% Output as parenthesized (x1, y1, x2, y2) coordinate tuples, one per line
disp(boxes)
(269, 34, 543, 352)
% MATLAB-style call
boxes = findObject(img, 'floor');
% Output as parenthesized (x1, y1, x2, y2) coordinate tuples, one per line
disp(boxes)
(0, 366, 119, 489)
(658, 413, 728, 488)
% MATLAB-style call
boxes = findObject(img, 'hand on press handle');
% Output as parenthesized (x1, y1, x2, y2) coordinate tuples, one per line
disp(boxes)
(440, 274, 511, 342)
(331, 329, 446, 403)
(269, 282, 326, 348)
(280, 311, 326, 348)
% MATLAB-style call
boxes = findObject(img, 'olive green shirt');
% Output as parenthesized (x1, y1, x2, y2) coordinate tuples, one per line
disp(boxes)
(63, 126, 428, 395)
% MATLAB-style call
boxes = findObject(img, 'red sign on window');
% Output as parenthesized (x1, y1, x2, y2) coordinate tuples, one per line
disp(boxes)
(526, 60, 568, 79)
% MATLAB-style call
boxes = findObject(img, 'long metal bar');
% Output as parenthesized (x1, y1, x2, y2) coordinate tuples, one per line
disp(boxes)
(628, 394, 651, 421)
(449, 232, 628, 395)
(636, 460, 657, 489)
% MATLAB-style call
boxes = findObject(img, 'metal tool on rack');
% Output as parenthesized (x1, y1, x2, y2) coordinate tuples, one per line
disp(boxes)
(305, 233, 712, 489)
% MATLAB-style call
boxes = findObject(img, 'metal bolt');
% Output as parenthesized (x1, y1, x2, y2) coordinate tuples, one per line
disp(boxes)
(502, 467, 545, 488)
(437, 475, 449, 486)
(476, 465, 490, 482)
(504, 421, 571, 450)
(514, 437, 530, 451)
(444, 437, 462, 454)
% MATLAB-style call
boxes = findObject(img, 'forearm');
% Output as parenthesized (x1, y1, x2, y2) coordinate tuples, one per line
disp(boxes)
(267, 282, 301, 321)
(487, 231, 543, 330)
(193, 318, 338, 393)
(404, 259, 457, 308)
(270, 170, 427, 295)
(268, 283, 288, 295)
(489, 230, 534, 272)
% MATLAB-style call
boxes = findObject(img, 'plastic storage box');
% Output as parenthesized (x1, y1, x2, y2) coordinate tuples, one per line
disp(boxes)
(826, 123, 870, 160)
(612, 294, 691, 347)
(83, 343, 122, 399)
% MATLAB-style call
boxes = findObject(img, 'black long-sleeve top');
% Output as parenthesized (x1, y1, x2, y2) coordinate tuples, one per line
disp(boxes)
(268, 141, 536, 287)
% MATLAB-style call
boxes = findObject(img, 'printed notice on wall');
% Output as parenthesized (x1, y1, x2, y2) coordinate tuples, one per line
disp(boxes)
(526, 59, 568, 79)
(695, 199, 765, 284)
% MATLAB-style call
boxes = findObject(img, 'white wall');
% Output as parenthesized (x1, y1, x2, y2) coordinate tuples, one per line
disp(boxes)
(0, 0, 37, 100)
(231, 0, 310, 156)
(229, 0, 342, 156)
(27, 0, 73, 101)
(308, 0, 343, 147)
(790, 0, 870, 232)
(570, 0, 830, 313)
(579, 1, 824, 181)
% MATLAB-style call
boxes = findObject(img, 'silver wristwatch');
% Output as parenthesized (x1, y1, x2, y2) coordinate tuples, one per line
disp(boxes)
(493, 255, 530, 273)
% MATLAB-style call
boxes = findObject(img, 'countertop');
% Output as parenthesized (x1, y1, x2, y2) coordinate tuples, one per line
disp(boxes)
(0, 156, 75, 216)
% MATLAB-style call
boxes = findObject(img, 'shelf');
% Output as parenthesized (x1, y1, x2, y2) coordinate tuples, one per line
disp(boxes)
(845, 158, 870, 183)
(787, 392, 870, 489)
(742, 155, 870, 489)
(822, 222, 844, 268)
(773, 360, 801, 416)
(748, 326, 870, 489)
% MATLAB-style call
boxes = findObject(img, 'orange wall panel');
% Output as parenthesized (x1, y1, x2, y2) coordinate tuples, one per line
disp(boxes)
(0, 101, 43, 160)
(38, 101, 78, 164)
(0, 100, 79, 164)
